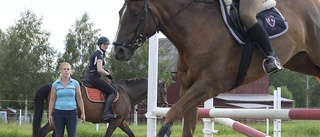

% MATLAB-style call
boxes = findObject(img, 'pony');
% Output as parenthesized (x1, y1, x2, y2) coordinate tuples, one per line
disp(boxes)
(111, 0, 320, 136)
(32, 78, 168, 137)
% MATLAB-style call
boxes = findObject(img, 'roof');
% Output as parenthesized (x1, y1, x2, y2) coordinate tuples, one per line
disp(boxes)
(158, 38, 178, 72)
(226, 103, 273, 109)
(216, 93, 294, 102)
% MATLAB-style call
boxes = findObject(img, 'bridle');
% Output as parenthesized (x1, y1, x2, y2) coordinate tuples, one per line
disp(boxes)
(112, 0, 195, 53)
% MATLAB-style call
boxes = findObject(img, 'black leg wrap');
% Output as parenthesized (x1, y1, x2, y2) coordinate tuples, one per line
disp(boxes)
(157, 122, 173, 137)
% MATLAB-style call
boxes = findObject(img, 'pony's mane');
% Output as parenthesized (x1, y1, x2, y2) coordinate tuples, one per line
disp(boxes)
(120, 77, 147, 82)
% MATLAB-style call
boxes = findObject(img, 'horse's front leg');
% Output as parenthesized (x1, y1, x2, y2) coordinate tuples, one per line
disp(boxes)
(157, 78, 218, 137)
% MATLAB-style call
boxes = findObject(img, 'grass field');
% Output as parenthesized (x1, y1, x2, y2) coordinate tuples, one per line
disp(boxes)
(1, 120, 320, 136)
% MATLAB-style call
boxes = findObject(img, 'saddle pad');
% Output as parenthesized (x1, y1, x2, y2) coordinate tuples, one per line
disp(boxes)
(83, 86, 119, 103)
(219, 0, 289, 45)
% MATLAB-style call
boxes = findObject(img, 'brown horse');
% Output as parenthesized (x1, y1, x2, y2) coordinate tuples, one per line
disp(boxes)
(111, 0, 320, 136)
(32, 78, 168, 137)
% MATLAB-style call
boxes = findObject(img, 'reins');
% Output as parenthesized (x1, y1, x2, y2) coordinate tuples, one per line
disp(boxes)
(115, 0, 197, 52)
(155, 0, 195, 32)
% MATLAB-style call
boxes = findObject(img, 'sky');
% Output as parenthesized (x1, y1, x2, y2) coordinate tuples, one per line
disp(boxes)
(0, 0, 124, 52)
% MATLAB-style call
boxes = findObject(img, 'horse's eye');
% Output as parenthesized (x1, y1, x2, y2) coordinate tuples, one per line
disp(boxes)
(132, 11, 140, 16)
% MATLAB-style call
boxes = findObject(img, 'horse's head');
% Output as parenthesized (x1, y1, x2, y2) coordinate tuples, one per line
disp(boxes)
(112, 0, 160, 61)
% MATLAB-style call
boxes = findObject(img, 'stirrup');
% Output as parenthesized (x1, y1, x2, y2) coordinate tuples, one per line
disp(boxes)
(103, 113, 117, 121)
(262, 56, 283, 75)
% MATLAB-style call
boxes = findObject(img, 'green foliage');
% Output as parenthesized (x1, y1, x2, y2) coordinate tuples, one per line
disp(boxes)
(269, 69, 316, 108)
(57, 12, 100, 81)
(2, 121, 320, 137)
(0, 10, 176, 112)
(0, 30, 6, 74)
(106, 42, 149, 80)
(269, 86, 293, 99)
(269, 85, 295, 107)
(0, 10, 56, 109)
(106, 40, 175, 86)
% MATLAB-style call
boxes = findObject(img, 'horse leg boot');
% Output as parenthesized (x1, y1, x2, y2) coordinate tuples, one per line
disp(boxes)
(247, 22, 283, 75)
(103, 94, 117, 121)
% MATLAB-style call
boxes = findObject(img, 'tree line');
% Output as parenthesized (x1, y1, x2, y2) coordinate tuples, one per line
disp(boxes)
(0, 10, 174, 110)
(269, 69, 320, 108)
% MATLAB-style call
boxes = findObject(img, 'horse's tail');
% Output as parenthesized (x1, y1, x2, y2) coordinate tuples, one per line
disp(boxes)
(316, 77, 320, 84)
(32, 84, 51, 137)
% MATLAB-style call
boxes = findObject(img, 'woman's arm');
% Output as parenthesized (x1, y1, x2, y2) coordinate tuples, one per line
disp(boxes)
(48, 86, 56, 125)
(96, 59, 110, 76)
(75, 85, 85, 122)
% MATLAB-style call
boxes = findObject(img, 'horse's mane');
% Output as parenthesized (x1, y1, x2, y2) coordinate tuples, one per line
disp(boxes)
(110, 78, 147, 91)
(119, 77, 147, 82)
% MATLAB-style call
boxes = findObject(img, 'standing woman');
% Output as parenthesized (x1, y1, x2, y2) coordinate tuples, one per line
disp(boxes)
(48, 62, 85, 137)
(85, 36, 117, 121)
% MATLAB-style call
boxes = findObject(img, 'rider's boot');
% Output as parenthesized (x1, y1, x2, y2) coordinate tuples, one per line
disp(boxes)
(247, 22, 283, 75)
(103, 94, 117, 121)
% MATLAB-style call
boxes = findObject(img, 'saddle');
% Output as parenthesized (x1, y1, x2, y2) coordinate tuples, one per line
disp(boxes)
(220, 0, 289, 45)
(82, 80, 119, 103)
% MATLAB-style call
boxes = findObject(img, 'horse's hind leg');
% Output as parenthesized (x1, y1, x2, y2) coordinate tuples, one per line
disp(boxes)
(119, 121, 135, 137)
(182, 107, 197, 137)
(284, 52, 320, 77)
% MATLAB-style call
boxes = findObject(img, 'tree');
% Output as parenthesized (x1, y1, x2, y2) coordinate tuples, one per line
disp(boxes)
(269, 85, 294, 107)
(106, 40, 175, 86)
(269, 69, 320, 108)
(0, 29, 6, 77)
(57, 12, 100, 81)
(0, 10, 56, 109)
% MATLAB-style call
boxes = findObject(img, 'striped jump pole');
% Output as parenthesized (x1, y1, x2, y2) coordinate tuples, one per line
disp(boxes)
(214, 118, 269, 137)
(153, 107, 320, 120)
(152, 107, 268, 137)
(198, 108, 320, 120)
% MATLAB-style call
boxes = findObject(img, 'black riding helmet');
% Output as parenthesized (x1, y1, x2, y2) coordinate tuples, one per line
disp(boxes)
(98, 36, 110, 45)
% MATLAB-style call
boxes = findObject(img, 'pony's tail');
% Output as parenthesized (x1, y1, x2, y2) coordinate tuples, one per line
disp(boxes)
(316, 77, 320, 84)
(32, 84, 51, 137)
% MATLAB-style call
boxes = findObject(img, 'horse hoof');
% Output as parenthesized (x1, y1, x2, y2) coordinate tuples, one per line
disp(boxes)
(157, 122, 173, 137)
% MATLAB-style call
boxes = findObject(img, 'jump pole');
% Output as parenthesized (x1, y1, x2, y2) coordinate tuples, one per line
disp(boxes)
(214, 118, 268, 137)
(153, 107, 320, 120)
(152, 107, 268, 137)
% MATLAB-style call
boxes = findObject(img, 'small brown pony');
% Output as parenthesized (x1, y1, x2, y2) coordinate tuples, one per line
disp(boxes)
(32, 78, 167, 137)
(111, 0, 320, 136)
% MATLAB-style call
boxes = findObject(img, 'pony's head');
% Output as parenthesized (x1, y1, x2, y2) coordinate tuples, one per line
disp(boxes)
(112, 0, 160, 61)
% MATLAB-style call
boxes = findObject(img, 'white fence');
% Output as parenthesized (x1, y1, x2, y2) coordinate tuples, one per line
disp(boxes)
(0, 111, 7, 123)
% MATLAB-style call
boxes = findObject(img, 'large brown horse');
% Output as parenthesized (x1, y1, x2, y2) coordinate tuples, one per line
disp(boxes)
(111, 0, 320, 136)
(32, 78, 167, 137)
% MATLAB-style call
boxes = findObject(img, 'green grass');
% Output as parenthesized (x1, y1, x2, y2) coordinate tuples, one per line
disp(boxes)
(1, 120, 320, 136)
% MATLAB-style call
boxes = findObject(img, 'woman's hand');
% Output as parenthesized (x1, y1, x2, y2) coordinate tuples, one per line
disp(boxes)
(80, 113, 86, 123)
(48, 115, 54, 125)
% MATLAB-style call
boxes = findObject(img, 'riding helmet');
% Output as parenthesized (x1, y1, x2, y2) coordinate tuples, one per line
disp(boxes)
(97, 36, 110, 45)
